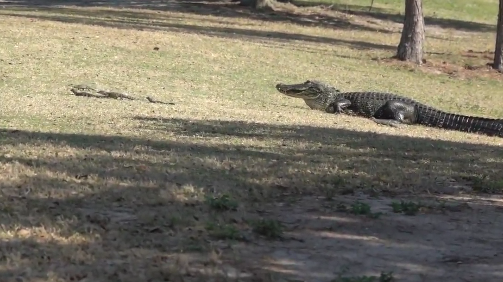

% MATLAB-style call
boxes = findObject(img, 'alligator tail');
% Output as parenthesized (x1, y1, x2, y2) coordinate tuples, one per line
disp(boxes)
(418, 109, 503, 137)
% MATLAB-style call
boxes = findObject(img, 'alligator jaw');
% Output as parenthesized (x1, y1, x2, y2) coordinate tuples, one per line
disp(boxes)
(275, 81, 317, 99)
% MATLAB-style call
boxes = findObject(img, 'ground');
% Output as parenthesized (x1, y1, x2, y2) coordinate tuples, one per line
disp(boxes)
(0, 0, 503, 281)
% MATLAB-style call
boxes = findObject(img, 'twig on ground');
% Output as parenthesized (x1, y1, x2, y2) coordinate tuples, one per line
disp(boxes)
(69, 83, 175, 105)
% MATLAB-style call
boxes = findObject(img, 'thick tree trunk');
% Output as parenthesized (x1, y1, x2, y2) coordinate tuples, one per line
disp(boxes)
(254, 0, 275, 9)
(493, 0, 503, 71)
(238, 0, 276, 9)
(396, 0, 425, 64)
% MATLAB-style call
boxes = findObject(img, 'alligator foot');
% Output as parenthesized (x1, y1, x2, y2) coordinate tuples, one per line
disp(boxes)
(326, 98, 352, 114)
(371, 118, 404, 128)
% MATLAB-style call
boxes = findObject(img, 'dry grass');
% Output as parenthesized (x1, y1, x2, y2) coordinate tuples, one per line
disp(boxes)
(0, 1, 503, 281)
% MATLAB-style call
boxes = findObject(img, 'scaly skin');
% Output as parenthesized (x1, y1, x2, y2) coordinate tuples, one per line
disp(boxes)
(275, 80, 503, 137)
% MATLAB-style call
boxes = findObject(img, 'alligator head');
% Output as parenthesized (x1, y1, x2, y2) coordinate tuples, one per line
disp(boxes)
(275, 80, 341, 112)
(275, 80, 339, 99)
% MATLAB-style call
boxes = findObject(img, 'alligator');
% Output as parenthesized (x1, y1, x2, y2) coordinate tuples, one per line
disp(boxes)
(275, 80, 503, 137)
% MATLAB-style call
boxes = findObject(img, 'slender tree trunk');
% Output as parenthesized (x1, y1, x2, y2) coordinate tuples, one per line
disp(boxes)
(493, 0, 503, 71)
(396, 0, 425, 64)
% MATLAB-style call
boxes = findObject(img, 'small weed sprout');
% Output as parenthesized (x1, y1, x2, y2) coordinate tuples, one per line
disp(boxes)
(205, 194, 239, 211)
(251, 218, 284, 239)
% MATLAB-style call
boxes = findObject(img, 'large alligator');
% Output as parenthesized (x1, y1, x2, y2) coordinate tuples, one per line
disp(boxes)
(275, 80, 503, 137)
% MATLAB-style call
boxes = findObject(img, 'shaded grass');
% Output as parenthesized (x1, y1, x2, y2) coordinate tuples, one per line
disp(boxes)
(1, 122, 502, 280)
(0, 2, 503, 281)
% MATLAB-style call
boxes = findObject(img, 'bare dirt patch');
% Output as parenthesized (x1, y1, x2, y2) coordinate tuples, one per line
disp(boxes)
(238, 194, 503, 282)
(373, 50, 503, 82)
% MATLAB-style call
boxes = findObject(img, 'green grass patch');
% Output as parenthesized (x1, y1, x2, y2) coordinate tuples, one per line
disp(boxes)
(390, 200, 422, 216)
(295, 0, 498, 24)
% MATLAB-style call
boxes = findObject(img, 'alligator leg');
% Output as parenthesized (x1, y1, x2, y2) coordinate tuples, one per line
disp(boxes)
(372, 100, 418, 127)
(325, 98, 352, 114)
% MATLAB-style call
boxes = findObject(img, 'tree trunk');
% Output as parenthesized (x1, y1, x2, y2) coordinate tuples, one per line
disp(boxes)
(396, 0, 425, 64)
(254, 0, 275, 9)
(493, 0, 503, 71)
(238, 0, 276, 9)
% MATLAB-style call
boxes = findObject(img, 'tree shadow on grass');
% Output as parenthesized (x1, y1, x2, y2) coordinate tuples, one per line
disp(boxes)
(2, 6, 397, 51)
(2, 0, 397, 34)
(292, 1, 496, 33)
(0, 119, 502, 280)
(3, 0, 497, 33)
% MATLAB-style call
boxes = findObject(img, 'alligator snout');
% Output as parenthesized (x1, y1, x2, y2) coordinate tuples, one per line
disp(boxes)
(275, 83, 287, 93)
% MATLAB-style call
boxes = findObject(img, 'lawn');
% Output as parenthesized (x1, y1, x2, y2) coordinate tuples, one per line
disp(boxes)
(295, 0, 499, 24)
(0, 0, 502, 281)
